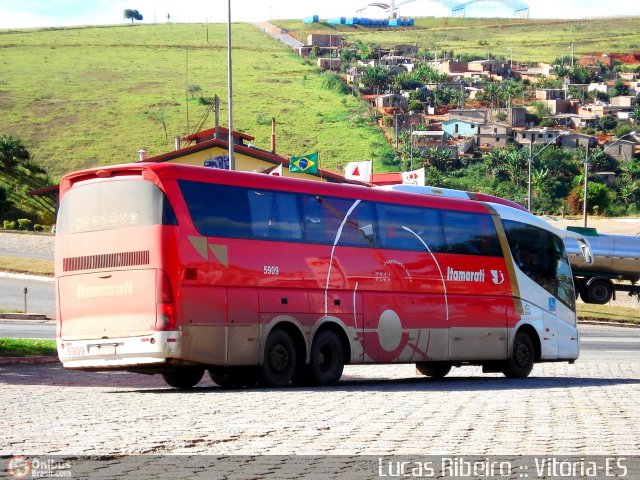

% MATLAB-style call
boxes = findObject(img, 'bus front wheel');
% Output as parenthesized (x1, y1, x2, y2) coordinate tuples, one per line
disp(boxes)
(502, 332, 535, 379)
(162, 367, 205, 389)
(416, 362, 452, 378)
(260, 329, 297, 388)
(209, 367, 257, 389)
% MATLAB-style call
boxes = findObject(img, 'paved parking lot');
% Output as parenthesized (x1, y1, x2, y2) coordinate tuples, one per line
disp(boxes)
(2, 360, 639, 458)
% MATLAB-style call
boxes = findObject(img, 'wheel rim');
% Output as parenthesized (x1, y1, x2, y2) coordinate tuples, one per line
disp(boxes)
(318, 344, 335, 372)
(268, 343, 289, 373)
(593, 285, 608, 302)
(514, 341, 530, 367)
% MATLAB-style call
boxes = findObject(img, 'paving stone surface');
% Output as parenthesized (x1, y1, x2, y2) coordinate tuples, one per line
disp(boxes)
(1, 360, 639, 458)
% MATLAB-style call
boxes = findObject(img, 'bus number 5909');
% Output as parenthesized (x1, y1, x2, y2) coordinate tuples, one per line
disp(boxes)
(264, 265, 279, 275)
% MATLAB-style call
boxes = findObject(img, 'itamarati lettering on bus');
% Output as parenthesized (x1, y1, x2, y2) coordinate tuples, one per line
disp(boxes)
(77, 281, 133, 299)
(446, 267, 485, 282)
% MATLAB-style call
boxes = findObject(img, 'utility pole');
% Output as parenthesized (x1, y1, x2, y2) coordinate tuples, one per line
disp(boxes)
(227, 0, 235, 170)
(583, 144, 589, 228)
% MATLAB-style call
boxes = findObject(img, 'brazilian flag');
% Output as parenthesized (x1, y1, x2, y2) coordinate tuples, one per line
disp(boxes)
(289, 152, 319, 174)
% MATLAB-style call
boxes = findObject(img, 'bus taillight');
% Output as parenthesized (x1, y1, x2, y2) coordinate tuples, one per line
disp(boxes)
(156, 302, 176, 331)
(156, 271, 176, 331)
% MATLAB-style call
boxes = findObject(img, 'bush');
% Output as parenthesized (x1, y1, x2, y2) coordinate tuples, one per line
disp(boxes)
(17, 218, 32, 230)
(3, 220, 16, 230)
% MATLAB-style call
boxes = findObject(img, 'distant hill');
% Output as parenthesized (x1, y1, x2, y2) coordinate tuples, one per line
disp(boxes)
(0, 23, 387, 179)
(1, 18, 639, 182)
(277, 16, 640, 65)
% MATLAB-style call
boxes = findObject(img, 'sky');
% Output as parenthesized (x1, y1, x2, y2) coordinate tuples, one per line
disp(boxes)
(0, 0, 640, 28)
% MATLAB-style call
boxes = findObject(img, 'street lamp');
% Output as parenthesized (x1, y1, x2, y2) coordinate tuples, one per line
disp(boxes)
(583, 130, 637, 227)
(527, 131, 568, 211)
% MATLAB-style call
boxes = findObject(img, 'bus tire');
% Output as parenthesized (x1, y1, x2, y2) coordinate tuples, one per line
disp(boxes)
(308, 330, 345, 386)
(162, 367, 205, 389)
(416, 362, 452, 378)
(209, 367, 257, 388)
(502, 331, 535, 379)
(584, 279, 613, 304)
(259, 329, 296, 388)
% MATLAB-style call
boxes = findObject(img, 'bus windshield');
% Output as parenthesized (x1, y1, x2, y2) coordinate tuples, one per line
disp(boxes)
(57, 178, 176, 234)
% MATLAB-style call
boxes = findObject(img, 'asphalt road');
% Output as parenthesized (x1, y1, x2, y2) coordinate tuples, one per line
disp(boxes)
(0, 275, 55, 318)
(1, 321, 638, 361)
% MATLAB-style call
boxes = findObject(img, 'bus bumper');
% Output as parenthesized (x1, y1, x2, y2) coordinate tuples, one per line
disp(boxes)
(56, 331, 182, 370)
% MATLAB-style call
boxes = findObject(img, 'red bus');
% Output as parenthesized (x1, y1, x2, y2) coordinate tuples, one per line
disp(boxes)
(55, 162, 583, 388)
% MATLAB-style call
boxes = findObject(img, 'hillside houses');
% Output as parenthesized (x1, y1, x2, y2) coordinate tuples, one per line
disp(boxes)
(284, 32, 640, 162)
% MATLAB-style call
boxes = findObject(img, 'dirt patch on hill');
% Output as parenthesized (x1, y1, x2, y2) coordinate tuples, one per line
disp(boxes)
(610, 52, 640, 64)
(543, 216, 640, 236)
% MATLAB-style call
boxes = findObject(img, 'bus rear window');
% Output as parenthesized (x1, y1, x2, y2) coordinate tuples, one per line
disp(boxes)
(57, 179, 177, 234)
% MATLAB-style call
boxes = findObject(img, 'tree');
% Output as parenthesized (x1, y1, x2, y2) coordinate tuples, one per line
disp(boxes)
(479, 82, 501, 108)
(124, 9, 143, 23)
(187, 84, 202, 98)
(630, 104, 640, 125)
(0, 135, 30, 172)
(360, 65, 390, 94)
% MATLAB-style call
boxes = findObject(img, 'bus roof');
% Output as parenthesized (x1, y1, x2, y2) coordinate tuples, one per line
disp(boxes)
(60, 162, 500, 216)
(377, 184, 528, 212)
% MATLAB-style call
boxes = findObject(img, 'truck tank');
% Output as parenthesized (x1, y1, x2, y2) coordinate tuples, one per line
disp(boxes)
(565, 228, 640, 282)
(564, 227, 640, 303)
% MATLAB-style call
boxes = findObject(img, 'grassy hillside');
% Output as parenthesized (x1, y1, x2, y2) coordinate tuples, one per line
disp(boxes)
(278, 16, 640, 64)
(1, 18, 639, 181)
(0, 23, 386, 178)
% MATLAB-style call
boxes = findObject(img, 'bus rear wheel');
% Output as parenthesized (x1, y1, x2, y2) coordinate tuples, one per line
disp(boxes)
(308, 330, 345, 386)
(416, 362, 452, 378)
(162, 367, 205, 389)
(502, 332, 535, 379)
(259, 329, 296, 388)
(209, 367, 257, 388)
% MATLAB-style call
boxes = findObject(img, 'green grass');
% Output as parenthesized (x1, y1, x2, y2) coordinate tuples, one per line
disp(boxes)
(577, 303, 640, 324)
(0, 337, 57, 357)
(0, 23, 387, 179)
(277, 17, 640, 64)
(0, 256, 54, 276)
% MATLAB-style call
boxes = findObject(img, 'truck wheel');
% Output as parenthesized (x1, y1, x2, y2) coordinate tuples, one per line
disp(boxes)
(585, 279, 613, 304)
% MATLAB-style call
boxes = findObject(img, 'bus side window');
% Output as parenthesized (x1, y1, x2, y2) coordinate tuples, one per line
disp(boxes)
(441, 211, 501, 256)
(248, 190, 302, 241)
(336, 201, 376, 247)
(302, 196, 376, 247)
(378, 203, 432, 251)
(178, 181, 250, 238)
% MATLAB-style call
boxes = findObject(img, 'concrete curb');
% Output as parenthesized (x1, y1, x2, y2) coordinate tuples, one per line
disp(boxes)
(0, 271, 54, 282)
(0, 313, 49, 321)
(579, 320, 640, 328)
(0, 356, 59, 365)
